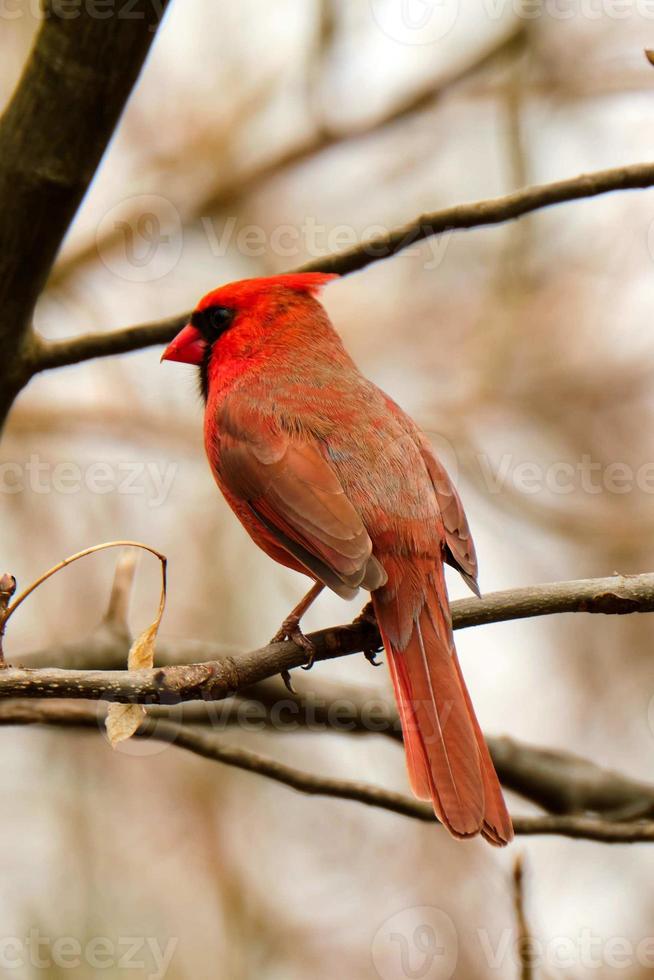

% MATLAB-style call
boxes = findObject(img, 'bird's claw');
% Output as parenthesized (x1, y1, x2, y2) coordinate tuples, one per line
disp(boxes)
(353, 602, 383, 667)
(280, 669, 296, 694)
(353, 601, 376, 628)
(271, 616, 316, 672)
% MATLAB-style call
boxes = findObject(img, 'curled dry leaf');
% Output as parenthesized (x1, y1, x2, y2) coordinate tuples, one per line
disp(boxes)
(0, 537, 166, 744)
(106, 557, 167, 748)
(105, 702, 146, 746)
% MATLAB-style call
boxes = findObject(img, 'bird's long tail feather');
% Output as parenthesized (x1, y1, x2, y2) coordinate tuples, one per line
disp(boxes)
(372, 560, 513, 845)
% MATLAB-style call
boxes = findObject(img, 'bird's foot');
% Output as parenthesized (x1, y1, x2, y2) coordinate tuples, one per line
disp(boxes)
(280, 670, 296, 694)
(271, 615, 317, 671)
(353, 602, 383, 667)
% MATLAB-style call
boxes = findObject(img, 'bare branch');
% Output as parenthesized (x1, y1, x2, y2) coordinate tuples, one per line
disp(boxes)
(32, 161, 654, 372)
(5, 572, 654, 702)
(0, 622, 377, 703)
(17, 555, 654, 823)
(1, 699, 653, 843)
(103, 550, 139, 632)
(450, 571, 654, 627)
(16, 653, 654, 821)
(32, 312, 188, 374)
(490, 736, 654, 820)
(223, 684, 654, 821)
(304, 161, 654, 275)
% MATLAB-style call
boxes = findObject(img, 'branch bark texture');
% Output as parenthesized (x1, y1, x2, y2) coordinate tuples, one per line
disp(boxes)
(0, 0, 170, 422)
(4, 572, 654, 702)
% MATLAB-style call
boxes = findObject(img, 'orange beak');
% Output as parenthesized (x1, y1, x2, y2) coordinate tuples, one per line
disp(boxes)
(161, 324, 206, 365)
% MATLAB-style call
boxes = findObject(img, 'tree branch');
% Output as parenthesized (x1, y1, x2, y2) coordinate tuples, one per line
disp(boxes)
(219, 685, 654, 821)
(0, 0, 170, 424)
(13, 558, 654, 821)
(8, 567, 654, 828)
(33, 161, 654, 372)
(6, 572, 654, 702)
(161, 691, 654, 822)
(32, 312, 189, 374)
(19, 653, 654, 821)
(1, 699, 653, 843)
(300, 163, 654, 276)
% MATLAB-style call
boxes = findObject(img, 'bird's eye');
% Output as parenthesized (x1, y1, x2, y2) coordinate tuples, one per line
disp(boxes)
(192, 305, 235, 342)
(209, 306, 233, 332)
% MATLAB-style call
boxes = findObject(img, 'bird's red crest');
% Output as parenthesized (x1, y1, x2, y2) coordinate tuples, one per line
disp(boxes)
(196, 272, 338, 312)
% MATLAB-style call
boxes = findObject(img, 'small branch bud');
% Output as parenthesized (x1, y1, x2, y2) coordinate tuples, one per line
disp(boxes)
(0, 573, 17, 667)
(0, 574, 16, 598)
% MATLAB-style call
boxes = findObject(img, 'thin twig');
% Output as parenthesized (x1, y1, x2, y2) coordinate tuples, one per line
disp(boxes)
(514, 856, 535, 980)
(0, 573, 16, 667)
(30, 312, 189, 374)
(103, 551, 139, 631)
(5, 540, 166, 623)
(32, 161, 654, 372)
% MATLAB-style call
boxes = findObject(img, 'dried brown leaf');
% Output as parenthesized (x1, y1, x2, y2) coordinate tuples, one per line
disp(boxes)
(128, 619, 159, 671)
(106, 550, 167, 747)
(1, 538, 169, 747)
(106, 703, 146, 746)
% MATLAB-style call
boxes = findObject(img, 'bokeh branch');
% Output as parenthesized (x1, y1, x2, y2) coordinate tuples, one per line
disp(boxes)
(0, 699, 653, 844)
(47, 22, 526, 289)
(513, 856, 535, 980)
(216, 686, 654, 821)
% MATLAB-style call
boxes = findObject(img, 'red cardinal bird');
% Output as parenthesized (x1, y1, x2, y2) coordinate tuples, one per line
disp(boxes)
(162, 273, 513, 845)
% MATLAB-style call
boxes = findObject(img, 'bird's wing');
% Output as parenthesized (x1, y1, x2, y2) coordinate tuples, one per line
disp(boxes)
(418, 437, 479, 594)
(375, 388, 479, 594)
(216, 401, 387, 598)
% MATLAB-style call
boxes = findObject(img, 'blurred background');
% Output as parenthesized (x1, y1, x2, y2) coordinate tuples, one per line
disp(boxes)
(2, 0, 654, 976)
